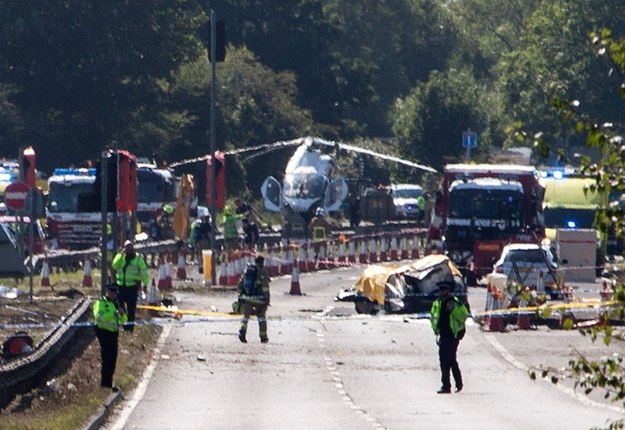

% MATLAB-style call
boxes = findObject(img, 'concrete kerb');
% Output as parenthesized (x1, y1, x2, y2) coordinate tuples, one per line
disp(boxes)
(82, 390, 123, 430)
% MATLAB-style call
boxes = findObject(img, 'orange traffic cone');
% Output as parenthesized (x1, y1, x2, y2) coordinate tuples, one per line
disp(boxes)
(289, 263, 302, 295)
(40, 256, 51, 287)
(516, 291, 532, 330)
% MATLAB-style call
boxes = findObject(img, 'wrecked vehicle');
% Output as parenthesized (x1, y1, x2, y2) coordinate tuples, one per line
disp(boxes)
(336, 254, 467, 314)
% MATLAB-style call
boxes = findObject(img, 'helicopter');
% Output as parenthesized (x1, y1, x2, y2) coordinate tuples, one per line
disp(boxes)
(244, 136, 436, 234)
(171, 136, 436, 235)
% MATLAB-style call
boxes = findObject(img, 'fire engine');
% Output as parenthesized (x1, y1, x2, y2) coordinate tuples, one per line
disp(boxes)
(427, 163, 545, 285)
(46, 150, 138, 250)
(46, 167, 100, 250)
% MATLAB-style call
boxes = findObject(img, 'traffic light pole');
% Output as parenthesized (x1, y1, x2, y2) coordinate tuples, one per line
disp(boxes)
(100, 152, 109, 293)
(209, 10, 217, 286)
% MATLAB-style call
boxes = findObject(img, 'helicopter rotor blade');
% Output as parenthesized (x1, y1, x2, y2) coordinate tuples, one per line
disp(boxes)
(335, 142, 437, 173)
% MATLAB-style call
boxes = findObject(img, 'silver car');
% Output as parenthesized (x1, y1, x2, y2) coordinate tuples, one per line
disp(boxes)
(492, 243, 564, 298)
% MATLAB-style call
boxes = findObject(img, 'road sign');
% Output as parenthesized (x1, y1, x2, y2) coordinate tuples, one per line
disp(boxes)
(462, 129, 477, 148)
(4, 181, 29, 211)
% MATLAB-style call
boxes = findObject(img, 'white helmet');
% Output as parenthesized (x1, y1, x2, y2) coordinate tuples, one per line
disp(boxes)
(315, 207, 325, 216)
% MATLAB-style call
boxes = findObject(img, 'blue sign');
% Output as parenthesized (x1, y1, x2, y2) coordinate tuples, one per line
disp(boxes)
(462, 130, 477, 148)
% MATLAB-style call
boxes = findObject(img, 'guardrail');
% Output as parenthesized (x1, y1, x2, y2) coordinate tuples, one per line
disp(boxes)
(0, 297, 91, 409)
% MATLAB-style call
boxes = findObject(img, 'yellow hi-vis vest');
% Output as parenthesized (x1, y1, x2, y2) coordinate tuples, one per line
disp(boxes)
(93, 296, 128, 333)
(112, 253, 149, 287)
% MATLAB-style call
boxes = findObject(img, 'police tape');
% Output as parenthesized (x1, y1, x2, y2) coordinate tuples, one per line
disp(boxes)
(2, 299, 623, 332)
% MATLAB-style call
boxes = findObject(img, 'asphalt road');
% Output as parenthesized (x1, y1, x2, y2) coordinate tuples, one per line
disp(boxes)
(100, 267, 624, 430)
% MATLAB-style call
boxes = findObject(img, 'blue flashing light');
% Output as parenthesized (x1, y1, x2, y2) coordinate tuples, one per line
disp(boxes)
(553, 170, 564, 179)
(539, 171, 548, 178)
(566, 220, 577, 228)
(53, 168, 96, 176)
(0, 171, 14, 183)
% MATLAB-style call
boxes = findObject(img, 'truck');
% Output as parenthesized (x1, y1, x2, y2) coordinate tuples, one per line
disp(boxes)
(427, 163, 545, 285)
(46, 150, 138, 250)
(46, 167, 100, 249)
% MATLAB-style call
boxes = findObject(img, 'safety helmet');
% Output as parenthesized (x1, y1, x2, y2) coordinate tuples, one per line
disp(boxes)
(224, 205, 233, 215)
(315, 207, 325, 216)
(163, 204, 174, 214)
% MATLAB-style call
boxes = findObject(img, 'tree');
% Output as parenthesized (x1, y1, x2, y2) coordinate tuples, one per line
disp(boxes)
(521, 30, 625, 430)
(169, 45, 315, 199)
(390, 69, 492, 170)
(0, 1, 205, 171)
(496, 0, 625, 157)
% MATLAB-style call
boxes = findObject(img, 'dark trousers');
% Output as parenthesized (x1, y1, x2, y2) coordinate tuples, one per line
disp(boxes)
(439, 336, 462, 390)
(95, 327, 119, 387)
(239, 301, 268, 339)
(118, 285, 138, 330)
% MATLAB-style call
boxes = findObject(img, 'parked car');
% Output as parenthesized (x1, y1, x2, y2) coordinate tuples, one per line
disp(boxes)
(388, 184, 424, 220)
(492, 243, 564, 299)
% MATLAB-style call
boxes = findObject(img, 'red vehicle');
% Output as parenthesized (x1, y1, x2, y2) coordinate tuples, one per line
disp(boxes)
(427, 163, 545, 285)
(46, 150, 137, 250)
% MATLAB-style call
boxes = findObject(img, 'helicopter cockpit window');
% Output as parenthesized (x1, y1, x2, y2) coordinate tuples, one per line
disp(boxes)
(284, 174, 327, 199)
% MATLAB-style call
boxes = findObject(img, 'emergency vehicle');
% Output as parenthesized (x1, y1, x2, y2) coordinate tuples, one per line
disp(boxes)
(45, 167, 100, 250)
(427, 163, 545, 285)
(46, 150, 138, 250)
(136, 161, 178, 237)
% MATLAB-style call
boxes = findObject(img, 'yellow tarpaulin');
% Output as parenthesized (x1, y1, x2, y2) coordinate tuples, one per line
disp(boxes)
(354, 254, 462, 305)
(172, 174, 195, 240)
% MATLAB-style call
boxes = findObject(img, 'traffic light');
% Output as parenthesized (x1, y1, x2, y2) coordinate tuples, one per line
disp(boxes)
(93, 150, 137, 212)
(19, 146, 36, 189)
(206, 151, 225, 208)
(208, 20, 225, 62)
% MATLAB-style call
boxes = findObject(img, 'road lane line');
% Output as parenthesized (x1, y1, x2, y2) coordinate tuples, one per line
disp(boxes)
(106, 324, 172, 430)
(485, 333, 625, 414)
(316, 328, 386, 429)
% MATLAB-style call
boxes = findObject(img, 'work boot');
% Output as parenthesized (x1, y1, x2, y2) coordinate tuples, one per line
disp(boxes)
(238, 330, 247, 343)
(260, 336, 269, 343)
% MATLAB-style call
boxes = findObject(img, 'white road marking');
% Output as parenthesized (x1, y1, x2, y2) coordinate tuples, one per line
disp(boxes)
(485, 333, 625, 414)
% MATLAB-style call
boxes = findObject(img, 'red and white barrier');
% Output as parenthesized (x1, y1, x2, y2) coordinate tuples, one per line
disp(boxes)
(600, 280, 613, 302)
(337, 241, 346, 265)
(400, 237, 409, 260)
(348, 241, 356, 263)
(218, 258, 228, 286)
(81, 258, 93, 287)
(411, 236, 420, 259)
(176, 250, 187, 280)
(369, 238, 378, 263)
(317, 243, 328, 270)
(307, 244, 317, 271)
(390, 237, 399, 261)
(359, 240, 368, 264)
(379, 237, 388, 262)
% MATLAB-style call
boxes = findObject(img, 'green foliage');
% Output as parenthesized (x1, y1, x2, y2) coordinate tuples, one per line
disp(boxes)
(391, 68, 491, 170)
(526, 29, 625, 429)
